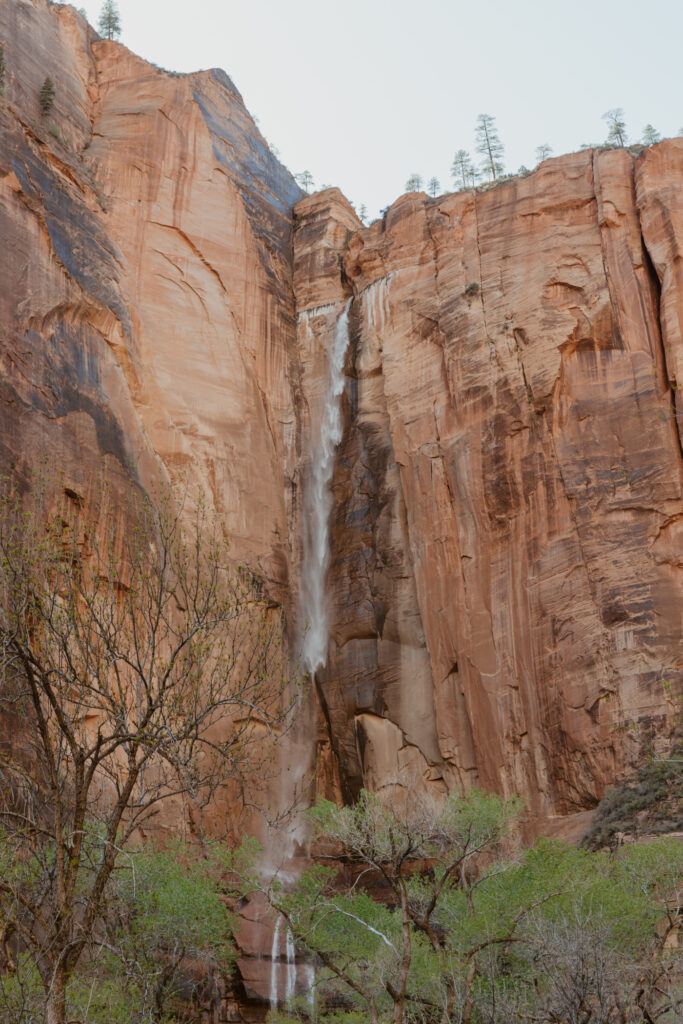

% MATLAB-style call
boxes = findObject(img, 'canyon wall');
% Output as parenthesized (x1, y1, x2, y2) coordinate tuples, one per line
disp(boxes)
(295, 148, 682, 827)
(1, 0, 682, 1011)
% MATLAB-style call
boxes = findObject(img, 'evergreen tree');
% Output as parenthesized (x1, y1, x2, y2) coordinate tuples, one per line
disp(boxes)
(427, 176, 441, 197)
(475, 113, 505, 181)
(536, 142, 553, 163)
(98, 0, 121, 41)
(405, 172, 423, 192)
(641, 123, 660, 145)
(0, 45, 5, 97)
(294, 170, 313, 192)
(602, 108, 628, 147)
(451, 148, 477, 190)
(39, 76, 55, 116)
(358, 203, 368, 224)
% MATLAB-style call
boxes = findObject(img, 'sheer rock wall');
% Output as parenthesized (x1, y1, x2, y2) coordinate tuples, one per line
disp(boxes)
(1, 8, 682, 1007)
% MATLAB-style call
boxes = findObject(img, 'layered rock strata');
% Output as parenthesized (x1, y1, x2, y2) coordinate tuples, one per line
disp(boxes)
(1, 0, 682, 1013)
(294, 145, 683, 822)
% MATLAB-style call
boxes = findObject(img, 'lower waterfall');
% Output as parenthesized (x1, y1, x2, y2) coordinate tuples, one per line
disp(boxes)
(269, 916, 282, 1010)
(269, 916, 302, 1008)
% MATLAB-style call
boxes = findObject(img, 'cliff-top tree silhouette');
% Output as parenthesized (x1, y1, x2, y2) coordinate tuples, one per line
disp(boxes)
(602, 108, 628, 147)
(451, 148, 477, 190)
(405, 172, 423, 192)
(0, 479, 293, 1024)
(641, 123, 661, 145)
(295, 170, 314, 192)
(98, 0, 121, 41)
(475, 113, 505, 181)
(427, 176, 441, 197)
(536, 143, 553, 163)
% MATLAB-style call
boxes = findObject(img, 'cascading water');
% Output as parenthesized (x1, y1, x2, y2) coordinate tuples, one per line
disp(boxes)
(285, 926, 296, 1002)
(269, 915, 299, 1009)
(269, 916, 282, 1011)
(300, 299, 352, 674)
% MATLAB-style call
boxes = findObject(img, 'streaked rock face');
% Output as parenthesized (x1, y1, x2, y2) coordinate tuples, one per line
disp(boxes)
(296, 145, 682, 821)
(1, 0, 682, 1010)
(0, 0, 302, 595)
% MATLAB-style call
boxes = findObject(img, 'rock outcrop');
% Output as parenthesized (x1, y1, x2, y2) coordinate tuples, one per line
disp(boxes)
(1, 0, 682, 1013)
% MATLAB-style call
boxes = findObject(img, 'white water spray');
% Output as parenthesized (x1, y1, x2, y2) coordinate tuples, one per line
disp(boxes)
(269, 915, 299, 1008)
(285, 926, 296, 1002)
(269, 916, 282, 1010)
(300, 300, 352, 674)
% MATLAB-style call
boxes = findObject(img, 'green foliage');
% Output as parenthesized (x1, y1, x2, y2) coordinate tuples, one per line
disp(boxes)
(268, 793, 682, 1023)
(64, 840, 241, 1023)
(475, 113, 505, 180)
(0, 955, 44, 1024)
(295, 170, 314, 192)
(427, 176, 440, 197)
(404, 173, 423, 192)
(535, 142, 552, 163)
(603, 107, 628, 146)
(641, 123, 661, 145)
(582, 741, 683, 848)
(39, 75, 55, 116)
(451, 149, 477, 190)
(98, 0, 121, 40)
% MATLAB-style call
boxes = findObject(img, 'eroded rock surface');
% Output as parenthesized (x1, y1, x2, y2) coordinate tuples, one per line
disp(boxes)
(297, 146, 682, 820)
(1, 0, 682, 1014)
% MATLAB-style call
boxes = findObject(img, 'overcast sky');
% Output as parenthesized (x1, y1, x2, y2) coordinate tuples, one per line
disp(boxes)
(76, 0, 682, 218)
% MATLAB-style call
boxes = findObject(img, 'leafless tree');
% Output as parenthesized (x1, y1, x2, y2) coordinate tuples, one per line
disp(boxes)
(0, 478, 294, 1024)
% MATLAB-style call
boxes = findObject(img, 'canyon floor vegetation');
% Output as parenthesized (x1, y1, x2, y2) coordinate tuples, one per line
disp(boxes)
(266, 791, 683, 1024)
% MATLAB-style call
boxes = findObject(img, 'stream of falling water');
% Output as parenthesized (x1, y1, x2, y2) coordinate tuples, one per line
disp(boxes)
(300, 299, 352, 674)
(269, 916, 302, 1009)
(269, 916, 282, 1011)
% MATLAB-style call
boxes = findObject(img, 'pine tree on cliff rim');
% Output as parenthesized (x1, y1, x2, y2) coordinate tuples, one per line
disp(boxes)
(98, 0, 121, 41)
(475, 112, 505, 181)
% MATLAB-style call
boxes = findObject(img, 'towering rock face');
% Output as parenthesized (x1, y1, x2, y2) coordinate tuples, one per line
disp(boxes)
(1, 0, 681, 845)
(295, 147, 683, 822)
(0, 0, 302, 595)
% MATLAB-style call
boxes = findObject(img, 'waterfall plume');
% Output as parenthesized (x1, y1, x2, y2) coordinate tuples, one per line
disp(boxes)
(300, 300, 352, 674)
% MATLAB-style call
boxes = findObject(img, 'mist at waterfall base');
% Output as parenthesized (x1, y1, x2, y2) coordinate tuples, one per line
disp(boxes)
(300, 300, 352, 676)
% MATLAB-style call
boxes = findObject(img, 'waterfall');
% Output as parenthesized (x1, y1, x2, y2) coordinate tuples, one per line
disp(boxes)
(300, 299, 352, 674)
(304, 963, 316, 1010)
(285, 926, 296, 1002)
(269, 915, 282, 1010)
(269, 915, 299, 1008)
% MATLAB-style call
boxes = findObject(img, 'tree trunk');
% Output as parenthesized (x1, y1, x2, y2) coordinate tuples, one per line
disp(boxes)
(45, 968, 66, 1024)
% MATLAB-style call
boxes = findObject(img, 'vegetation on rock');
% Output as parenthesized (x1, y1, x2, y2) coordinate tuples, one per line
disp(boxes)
(97, 0, 121, 41)
(39, 77, 54, 116)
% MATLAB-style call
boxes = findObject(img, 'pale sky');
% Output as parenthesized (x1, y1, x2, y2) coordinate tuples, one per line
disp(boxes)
(75, 0, 682, 218)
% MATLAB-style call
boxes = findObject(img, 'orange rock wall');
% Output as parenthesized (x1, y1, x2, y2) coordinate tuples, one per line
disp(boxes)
(295, 146, 683, 820)
(1, 0, 681, 837)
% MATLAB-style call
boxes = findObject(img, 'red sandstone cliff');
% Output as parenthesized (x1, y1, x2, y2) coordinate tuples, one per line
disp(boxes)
(293, 148, 682, 824)
(1, 0, 682, 1009)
